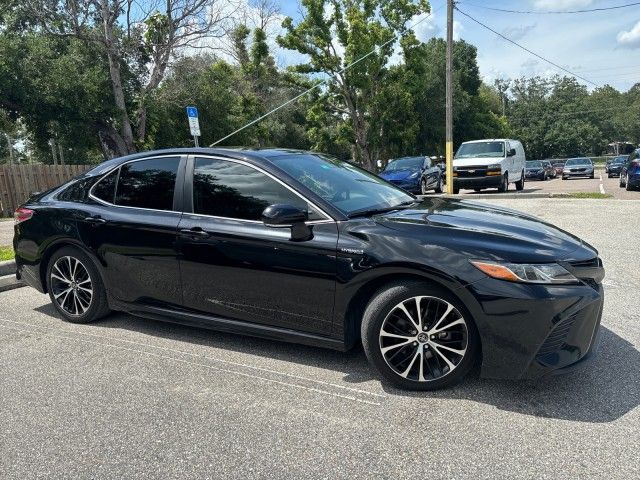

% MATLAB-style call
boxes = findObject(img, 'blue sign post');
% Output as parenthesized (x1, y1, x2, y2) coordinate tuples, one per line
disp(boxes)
(186, 106, 201, 147)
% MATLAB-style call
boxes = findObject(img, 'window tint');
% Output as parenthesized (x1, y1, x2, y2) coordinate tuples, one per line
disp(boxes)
(115, 157, 179, 210)
(58, 178, 93, 202)
(91, 170, 118, 204)
(193, 157, 323, 221)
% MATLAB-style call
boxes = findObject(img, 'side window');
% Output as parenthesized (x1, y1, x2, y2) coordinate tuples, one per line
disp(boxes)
(91, 170, 118, 204)
(192, 157, 323, 221)
(115, 157, 180, 211)
(58, 178, 93, 202)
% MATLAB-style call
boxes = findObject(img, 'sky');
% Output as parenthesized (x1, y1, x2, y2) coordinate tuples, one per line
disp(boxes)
(266, 0, 640, 92)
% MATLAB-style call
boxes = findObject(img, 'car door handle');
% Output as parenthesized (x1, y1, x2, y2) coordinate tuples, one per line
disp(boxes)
(179, 227, 210, 238)
(84, 215, 107, 225)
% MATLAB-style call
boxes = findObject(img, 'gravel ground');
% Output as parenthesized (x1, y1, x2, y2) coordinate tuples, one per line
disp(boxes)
(1, 198, 638, 479)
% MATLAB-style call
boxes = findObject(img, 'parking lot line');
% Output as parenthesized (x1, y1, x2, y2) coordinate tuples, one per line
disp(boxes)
(0, 318, 384, 406)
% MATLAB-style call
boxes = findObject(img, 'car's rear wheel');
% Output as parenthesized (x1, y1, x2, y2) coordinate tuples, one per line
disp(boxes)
(515, 171, 525, 191)
(361, 281, 478, 390)
(626, 174, 632, 191)
(46, 246, 110, 324)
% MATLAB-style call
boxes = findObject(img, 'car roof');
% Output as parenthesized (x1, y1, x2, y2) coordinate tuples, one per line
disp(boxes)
(85, 147, 313, 176)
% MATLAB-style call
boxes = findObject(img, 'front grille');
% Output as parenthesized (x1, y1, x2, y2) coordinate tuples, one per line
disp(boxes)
(536, 316, 575, 364)
(457, 166, 488, 177)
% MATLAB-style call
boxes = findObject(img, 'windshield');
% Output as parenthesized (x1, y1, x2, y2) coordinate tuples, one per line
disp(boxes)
(270, 153, 415, 216)
(455, 141, 505, 159)
(613, 156, 628, 164)
(526, 161, 542, 168)
(565, 158, 592, 166)
(383, 157, 423, 171)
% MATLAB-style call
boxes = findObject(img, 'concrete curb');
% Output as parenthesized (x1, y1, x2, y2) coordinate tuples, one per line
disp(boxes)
(0, 275, 24, 293)
(0, 259, 16, 276)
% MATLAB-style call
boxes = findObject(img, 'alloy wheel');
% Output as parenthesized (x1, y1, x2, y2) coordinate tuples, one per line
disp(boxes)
(379, 296, 468, 382)
(50, 256, 93, 317)
(421, 178, 427, 195)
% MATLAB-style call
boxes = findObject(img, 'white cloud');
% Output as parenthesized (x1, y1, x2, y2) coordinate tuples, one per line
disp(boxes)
(616, 20, 640, 49)
(533, 0, 593, 9)
(502, 24, 536, 42)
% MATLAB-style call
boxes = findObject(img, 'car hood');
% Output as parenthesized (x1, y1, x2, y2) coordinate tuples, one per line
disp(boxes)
(379, 169, 417, 181)
(453, 157, 504, 167)
(374, 198, 597, 263)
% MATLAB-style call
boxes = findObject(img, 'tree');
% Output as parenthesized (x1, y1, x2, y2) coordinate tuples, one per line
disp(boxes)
(278, 0, 430, 170)
(17, 0, 238, 157)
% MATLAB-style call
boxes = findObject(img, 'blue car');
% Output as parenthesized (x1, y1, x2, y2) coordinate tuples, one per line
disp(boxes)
(620, 148, 640, 191)
(379, 156, 443, 194)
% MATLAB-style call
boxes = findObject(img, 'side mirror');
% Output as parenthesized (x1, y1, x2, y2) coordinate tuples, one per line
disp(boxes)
(508, 148, 516, 157)
(261, 204, 313, 242)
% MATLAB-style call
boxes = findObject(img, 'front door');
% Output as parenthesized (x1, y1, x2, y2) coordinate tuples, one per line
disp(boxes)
(177, 156, 338, 335)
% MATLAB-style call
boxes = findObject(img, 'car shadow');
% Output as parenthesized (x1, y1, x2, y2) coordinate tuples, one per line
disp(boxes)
(35, 304, 638, 423)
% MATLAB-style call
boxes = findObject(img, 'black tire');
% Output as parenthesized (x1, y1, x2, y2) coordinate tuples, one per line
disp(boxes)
(473, 188, 481, 192)
(590, 173, 595, 179)
(626, 175, 632, 191)
(434, 175, 444, 194)
(515, 171, 525, 191)
(361, 280, 479, 391)
(420, 178, 427, 195)
(452, 186, 460, 194)
(608, 174, 612, 178)
(46, 246, 111, 324)
(497, 174, 508, 192)
(620, 175, 626, 187)
(562, 176, 567, 180)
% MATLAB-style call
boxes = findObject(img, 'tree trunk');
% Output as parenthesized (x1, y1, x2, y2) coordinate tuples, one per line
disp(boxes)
(100, 0, 135, 156)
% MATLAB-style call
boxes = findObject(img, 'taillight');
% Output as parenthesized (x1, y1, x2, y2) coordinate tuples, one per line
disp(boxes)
(14, 207, 34, 224)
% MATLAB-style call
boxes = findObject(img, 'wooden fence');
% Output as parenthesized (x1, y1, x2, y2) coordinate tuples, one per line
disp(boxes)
(0, 164, 91, 216)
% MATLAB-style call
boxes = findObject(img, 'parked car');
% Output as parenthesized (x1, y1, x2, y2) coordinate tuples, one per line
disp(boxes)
(13, 148, 604, 391)
(607, 155, 628, 178)
(619, 148, 640, 190)
(551, 161, 565, 176)
(379, 156, 444, 194)
(542, 160, 557, 178)
(562, 158, 594, 180)
(452, 139, 526, 193)
(525, 160, 547, 180)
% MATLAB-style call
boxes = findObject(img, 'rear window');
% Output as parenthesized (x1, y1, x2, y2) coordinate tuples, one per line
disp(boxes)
(115, 157, 179, 211)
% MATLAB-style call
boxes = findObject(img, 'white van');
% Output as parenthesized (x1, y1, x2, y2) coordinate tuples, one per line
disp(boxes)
(452, 139, 526, 193)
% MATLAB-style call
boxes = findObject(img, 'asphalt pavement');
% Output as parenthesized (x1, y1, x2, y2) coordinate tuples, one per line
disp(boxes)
(1, 198, 639, 479)
(0, 219, 13, 247)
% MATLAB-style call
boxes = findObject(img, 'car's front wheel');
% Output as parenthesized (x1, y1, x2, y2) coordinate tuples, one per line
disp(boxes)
(434, 175, 444, 194)
(46, 246, 111, 324)
(361, 281, 478, 390)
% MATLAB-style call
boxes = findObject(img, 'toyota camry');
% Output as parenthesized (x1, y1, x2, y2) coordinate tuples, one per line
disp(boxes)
(13, 148, 604, 390)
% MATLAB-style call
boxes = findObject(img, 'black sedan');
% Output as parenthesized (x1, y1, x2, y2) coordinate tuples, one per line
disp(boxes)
(525, 160, 549, 180)
(607, 155, 628, 178)
(13, 148, 604, 390)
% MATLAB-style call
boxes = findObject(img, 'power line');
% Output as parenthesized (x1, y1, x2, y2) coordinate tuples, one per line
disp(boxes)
(459, 1, 640, 14)
(211, 5, 444, 146)
(455, 7, 600, 87)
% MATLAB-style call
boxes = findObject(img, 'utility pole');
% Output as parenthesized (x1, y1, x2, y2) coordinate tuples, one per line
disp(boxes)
(445, 0, 454, 194)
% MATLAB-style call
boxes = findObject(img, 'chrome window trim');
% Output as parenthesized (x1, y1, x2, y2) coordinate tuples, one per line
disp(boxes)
(190, 154, 335, 224)
(88, 154, 183, 213)
(88, 153, 336, 225)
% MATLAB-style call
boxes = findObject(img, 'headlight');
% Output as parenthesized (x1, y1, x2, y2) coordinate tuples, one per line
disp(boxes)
(408, 171, 420, 179)
(471, 261, 578, 284)
(487, 164, 501, 170)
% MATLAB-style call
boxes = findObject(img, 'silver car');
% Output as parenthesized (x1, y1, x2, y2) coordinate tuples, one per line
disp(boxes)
(562, 157, 594, 180)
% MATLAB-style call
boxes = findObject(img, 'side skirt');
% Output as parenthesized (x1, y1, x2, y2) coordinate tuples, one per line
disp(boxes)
(109, 299, 349, 352)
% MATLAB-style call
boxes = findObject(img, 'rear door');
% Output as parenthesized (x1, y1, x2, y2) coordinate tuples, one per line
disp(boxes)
(176, 155, 339, 335)
(79, 155, 185, 307)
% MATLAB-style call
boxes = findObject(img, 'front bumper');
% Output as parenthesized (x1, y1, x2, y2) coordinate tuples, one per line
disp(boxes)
(564, 169, 594, 177)
(525, 170, 544, 179)
(385, 179, 421, 194)
(453, 175, 502, 189)
(465, 268, 604, 380)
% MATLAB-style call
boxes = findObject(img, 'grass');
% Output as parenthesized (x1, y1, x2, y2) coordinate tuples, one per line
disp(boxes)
(562, 192, 613, 199)
(0, 245, 14, 261)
